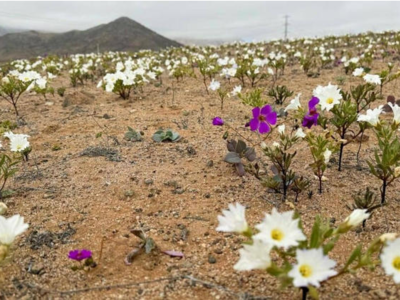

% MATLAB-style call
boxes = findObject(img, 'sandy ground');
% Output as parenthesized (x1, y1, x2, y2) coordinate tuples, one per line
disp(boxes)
(0, 61, 400, 300)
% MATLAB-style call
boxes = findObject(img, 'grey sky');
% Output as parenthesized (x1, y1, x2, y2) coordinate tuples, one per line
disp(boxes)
(1, 1, 400, 41)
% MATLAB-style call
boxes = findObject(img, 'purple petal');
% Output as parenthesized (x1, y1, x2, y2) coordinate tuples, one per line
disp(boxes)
(266, 111, 277, 125)
(308, 97, 320, 110)
(252, 107, 261, 118)
(302, 114, 319, 129)
(162, 250, 185, 258)
(249, 118, 259, 131)
(212, 117, 224, 126)
(258, 122, 271, 134)
(261, 104, 272, 115)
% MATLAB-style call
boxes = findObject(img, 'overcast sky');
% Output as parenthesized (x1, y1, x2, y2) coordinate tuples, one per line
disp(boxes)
(1, 2, 400, 41)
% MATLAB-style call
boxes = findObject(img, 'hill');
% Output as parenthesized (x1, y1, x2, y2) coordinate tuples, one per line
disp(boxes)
(0, 17, 182, 61)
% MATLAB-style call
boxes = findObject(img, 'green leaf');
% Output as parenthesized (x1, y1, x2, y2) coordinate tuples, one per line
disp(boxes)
(308, 286, 319, 300)
(224, 152, 242, 164)
(95, 132, 103, 138)
(309, 216, 321, 248)
(344, 245, 362, 270)
(145, 237, 156, 254)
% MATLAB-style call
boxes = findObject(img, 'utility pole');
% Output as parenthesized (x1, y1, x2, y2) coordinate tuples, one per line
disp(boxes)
(284, 15, 289, 41)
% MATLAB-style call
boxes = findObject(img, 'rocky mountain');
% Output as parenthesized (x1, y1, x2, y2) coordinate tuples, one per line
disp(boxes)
(0, 17, 182, 61)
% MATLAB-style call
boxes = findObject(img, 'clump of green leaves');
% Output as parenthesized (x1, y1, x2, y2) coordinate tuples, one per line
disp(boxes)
(367, 125, 400, 204)
(224, 139, 256, 176)
(57, 87, 66, 97)
(267, 85, 294, 105)
(124, 229, 156, 265)
(152, 129, 181, 142)
(305, 133, 337, 194)
(0, 154, 20, 199)
(350, 188, 383, 228)
(238, 88, 268, 107)
(262, 128, 309, 201)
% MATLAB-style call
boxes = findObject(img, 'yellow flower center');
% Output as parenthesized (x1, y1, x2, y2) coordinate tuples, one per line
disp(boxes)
(299, 264, 313, 278)
(271, 229, 284, 241)
(16, 145, 22, 150)
(393, 256, 400, 270)
(326, 97, 334, 104)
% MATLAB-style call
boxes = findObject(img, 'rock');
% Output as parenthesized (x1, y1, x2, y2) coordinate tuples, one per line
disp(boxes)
(372, 290, 387, 299)
(208, 255, 217, 264)
(62, 91, 95, 107)
(144, 179, 154, 185)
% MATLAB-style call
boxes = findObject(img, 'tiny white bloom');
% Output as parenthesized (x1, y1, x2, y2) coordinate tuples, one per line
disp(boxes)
(363, 74, 381, 85)
(344, 209, 370, 228)
(209, 79, 220, 91)
(231, 85, 242, 96)
(278, 124, 285, 135)
(289, 248, 337, 287)
(272, 142, 280, 148)
(234, 240, 272, 271)
(323, 148, 332, 164)
(217, 203, 248, 234)
(357, 105, 383, 127)
(254, 208, 306, 250)
(0, 214, 29, 245)
(260, 142, 267, 149)
(380, 238, 400, 283)
(295, 128, 306, 138)
(285, 93, 301, 112)
(352, 68, 364, 77)
(388, 102, 400, 125)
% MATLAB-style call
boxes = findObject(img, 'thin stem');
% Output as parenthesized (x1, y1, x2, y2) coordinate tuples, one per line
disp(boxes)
(301, 287, 309, 300)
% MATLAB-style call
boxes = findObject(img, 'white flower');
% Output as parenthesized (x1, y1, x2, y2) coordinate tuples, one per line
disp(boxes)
(323, 148, 332, 164)
(47, 72, 56, 79)
(35, 78, 47, 89)
(352, 68, 364, 77)
(97, 80, 103, 88)
(216, 203, 248, 234)
(295, 128, 306, 138)
(363, 74, 381, 85)
(313, 83, 342, 111)
(381, 238, 400, 283)
(344, 209, 370, 228)
(288, 248, 337, 287)
(272, 142, 280, 148)
(285, 93, 301, 112)
(357, 105, 383, 127)
(105, 82, 114, 92)
(6, 132, 30, 152)
(278, 124, 285, 135)
(388, 102, 400, 125)
(260, 142, 267, 149)
(234, 240, 272, 271)
(254, 208, 306, 250)
(0, 214, 29, 245)
(231, 85, 242, 96)
(209, 79, 220, 91)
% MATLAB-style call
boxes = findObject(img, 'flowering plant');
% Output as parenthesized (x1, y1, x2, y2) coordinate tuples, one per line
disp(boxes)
(217, 203, 398, 299)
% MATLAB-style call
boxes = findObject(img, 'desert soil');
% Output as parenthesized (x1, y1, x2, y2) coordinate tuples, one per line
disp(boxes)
(0, 62, 400, 300)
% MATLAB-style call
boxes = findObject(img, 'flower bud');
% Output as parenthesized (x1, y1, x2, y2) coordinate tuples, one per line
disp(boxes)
(0, 245, 9, 261)
(379, 233, 398, 243)
(0, 203, 7, 215)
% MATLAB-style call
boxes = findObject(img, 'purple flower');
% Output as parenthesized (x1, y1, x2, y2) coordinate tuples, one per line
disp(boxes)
(302, 97, 320, 129)
(68, 249, 92, 261)
(212, 117, 224, 126)
(249, 105, 277, 134)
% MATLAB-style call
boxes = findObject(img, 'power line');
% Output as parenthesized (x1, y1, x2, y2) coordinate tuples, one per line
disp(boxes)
(284, 15, 289, 41)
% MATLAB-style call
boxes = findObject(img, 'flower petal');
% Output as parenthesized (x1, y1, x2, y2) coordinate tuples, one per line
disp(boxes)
(259, 122, 271, 134)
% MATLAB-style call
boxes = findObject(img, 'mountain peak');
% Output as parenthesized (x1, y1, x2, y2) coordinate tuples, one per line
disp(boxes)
(0, 17, 181, 61)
